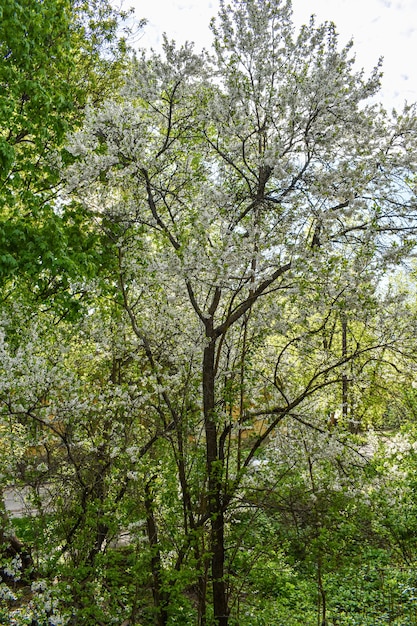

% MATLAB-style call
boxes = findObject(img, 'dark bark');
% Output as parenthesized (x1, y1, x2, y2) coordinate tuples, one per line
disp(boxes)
(0, 505, 34, 583)
(145, 478, 169, 626)
(197, 552, 209, 626)
(203, 333, 229, 626)
(342, 315, 348, 423)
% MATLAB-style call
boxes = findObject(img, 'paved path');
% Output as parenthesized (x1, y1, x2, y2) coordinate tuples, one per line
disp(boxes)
(4, 487, 37, 518)
(3, 488, 133, 547)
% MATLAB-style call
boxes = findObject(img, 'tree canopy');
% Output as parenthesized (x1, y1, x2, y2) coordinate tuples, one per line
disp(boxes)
(0, 0, 135, 314)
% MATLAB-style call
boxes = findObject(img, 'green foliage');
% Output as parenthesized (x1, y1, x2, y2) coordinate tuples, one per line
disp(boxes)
(0, 0, 133, 313)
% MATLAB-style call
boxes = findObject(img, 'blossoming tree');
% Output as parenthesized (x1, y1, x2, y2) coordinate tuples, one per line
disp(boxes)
(65, 1, 417, 622)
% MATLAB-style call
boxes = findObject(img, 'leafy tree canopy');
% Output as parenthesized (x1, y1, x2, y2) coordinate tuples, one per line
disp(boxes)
(0, 0, 137, 314)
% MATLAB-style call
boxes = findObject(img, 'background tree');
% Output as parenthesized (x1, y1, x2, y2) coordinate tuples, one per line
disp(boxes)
(0, 0, 139, 315)
(0, 0, 141, 615)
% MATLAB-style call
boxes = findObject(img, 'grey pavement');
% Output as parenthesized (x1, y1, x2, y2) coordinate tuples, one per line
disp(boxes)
(3, 488, 31, 517)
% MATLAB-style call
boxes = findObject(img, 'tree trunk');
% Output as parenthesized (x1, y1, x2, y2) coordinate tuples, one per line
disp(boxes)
(197, 553, 209, 626)
(0, 498, 33, 582)
(341, 314, 349, 425)
(203, 336, 229, 626)
(145, 478, 168, 626)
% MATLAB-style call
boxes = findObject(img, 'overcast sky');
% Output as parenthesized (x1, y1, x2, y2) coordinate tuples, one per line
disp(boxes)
(129, 0, 417, 110)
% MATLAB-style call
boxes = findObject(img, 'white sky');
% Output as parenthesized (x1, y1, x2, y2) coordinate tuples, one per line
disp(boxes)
(130, 0, 417, 110)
